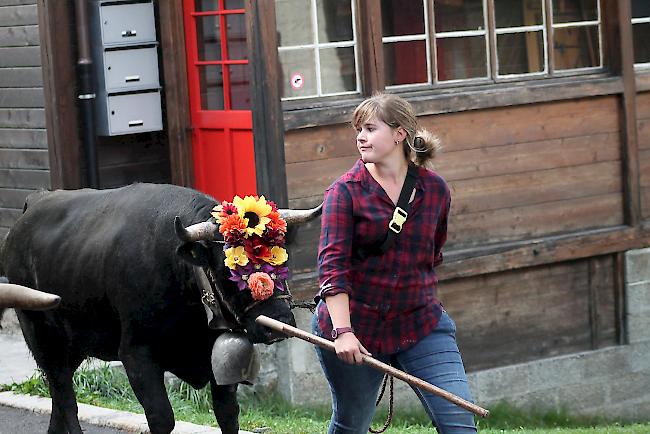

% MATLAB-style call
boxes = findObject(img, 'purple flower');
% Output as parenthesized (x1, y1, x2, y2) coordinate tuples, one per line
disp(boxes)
(229, 263, 256, 291)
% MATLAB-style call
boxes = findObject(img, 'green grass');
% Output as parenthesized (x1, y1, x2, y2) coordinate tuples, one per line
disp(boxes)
(2, 365, 649, 434)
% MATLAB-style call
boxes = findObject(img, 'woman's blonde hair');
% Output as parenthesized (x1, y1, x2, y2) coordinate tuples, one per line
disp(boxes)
(352, 92, 440, 168)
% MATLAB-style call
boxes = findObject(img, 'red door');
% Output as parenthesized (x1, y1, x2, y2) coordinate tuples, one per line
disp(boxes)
(183, 0, 257, 200)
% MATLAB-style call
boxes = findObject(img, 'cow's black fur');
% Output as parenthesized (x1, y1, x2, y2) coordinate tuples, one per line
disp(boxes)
(2, 183, 296, 434)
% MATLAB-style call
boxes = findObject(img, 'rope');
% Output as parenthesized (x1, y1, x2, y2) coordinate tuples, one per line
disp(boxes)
(369, 374, 394, 433)
(290, 300, 317, 312)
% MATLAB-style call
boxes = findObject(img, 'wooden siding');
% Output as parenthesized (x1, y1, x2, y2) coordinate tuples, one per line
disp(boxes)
(637, 92, 650, 218)
(442, 255, 618, 372)
(0, 0, 48, 239)
(286, 96, 623, 273)
(95, 132, 171, 189)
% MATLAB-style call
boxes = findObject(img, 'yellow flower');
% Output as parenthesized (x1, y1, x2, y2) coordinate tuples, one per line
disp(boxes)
(233, 195, 272, 237)
(265, 246, 288, 266)
(224, 246, 249, 269)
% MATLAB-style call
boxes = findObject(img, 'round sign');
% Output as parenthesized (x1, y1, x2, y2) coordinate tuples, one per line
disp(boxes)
(290, 73, 304, 90)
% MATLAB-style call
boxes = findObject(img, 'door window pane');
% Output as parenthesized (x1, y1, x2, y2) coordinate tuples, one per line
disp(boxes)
(553, 0, 598, 23)
(497, 31, 544, 75)
(437, 36, 488, 80)
(317, 0, 353, 43)
(382, 0, 425, 37)
(225, 0, 244, 9)
(434, 0, 485, 33)
(633, 22, 650, 64)
(196, 16, 221, 61)
(228, 65, 251, 110)
(320, 47, 356, 94)
(384, 41, 428, 86)
(226, 14, 247, 60)
(495, 0, 543, 28)
(195, 0, 218, 12)
(279, 49, 317, 98)
(276, 0, 313, 46)
(199, 66, 224, 110)
(554, 25, 599, 69)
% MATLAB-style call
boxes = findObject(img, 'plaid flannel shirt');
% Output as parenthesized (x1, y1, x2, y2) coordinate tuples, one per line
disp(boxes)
(316, 159, 450, 355)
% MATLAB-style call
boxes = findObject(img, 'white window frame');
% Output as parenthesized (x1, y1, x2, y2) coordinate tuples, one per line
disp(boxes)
(383, 0, 432, 90)
(550, 0, 603, 74)
(278, 0, 360, 100)
(433, 0, 491, 84)
(494, 0, 548, 78)
(632, 15, 650, 69)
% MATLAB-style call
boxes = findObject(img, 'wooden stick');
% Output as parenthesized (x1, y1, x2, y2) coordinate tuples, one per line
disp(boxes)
(256, 315, 490, 418)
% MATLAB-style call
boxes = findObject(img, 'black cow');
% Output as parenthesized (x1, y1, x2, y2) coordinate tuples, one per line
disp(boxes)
(1, 183, 321, 434)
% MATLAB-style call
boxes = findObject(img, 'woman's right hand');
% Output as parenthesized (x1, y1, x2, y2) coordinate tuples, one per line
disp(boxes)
(334, 333, 371, 365)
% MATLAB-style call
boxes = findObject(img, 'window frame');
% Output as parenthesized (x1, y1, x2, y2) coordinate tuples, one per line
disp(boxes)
(632, 12, 650, 69)
(278, 0, 609, 109)
(276, 0, 361, 100)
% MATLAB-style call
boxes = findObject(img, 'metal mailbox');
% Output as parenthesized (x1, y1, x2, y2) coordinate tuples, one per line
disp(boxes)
(106, 91, 163, 135)
(103, 47, 160, 92)
(90, 0, 163, 136)
(99, 2, 156, 46)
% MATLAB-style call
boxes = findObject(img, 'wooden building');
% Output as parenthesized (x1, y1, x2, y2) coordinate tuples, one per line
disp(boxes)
(1, 0, 650, 374)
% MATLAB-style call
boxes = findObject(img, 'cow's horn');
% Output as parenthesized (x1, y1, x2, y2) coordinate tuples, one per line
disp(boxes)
(0, 283, 61, 310)
(279, 203, 323, 225)
(174, 216, 219, 242)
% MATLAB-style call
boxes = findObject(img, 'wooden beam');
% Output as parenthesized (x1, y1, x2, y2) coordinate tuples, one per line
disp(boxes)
(357, 0, 384, 94)
(587, 258, 599, 350)
(245, 0, 289, 207)
(616, 0, 641, 226)
(437, 226, 645, 281)
(283, 75, 623, 131)
(37, 0, 82, 189)
(289, 225, 650, 300)
(158, 0, 193, 188)
(614, 252, 627, 345)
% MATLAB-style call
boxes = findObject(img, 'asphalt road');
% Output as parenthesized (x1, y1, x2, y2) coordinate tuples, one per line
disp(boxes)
(0, 405, 128, 434)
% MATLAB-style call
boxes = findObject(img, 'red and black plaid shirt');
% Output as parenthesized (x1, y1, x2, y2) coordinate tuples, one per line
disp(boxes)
(316, 159, 450, 355)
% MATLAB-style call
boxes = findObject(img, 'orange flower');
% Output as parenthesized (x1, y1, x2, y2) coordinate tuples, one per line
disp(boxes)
(266, 210, 287, 233)
(248, 272, 274, 301)
(219, 214, 246, 236)
(212, 201, 239, 225)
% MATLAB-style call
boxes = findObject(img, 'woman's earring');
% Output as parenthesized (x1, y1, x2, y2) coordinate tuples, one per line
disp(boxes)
(395, 140, 400, 146)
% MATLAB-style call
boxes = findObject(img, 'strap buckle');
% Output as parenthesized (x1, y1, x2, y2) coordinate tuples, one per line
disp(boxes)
(389, 207, 408, 234)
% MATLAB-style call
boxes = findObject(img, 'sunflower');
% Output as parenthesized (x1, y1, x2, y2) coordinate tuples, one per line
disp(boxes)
(233, 195, 272, 237)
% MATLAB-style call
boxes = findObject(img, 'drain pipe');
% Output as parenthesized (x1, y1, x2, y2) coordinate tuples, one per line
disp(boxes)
(74, 0, 100, 188)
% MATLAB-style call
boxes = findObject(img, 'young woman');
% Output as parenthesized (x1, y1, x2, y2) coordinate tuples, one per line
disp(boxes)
(313, 93, 477, 434)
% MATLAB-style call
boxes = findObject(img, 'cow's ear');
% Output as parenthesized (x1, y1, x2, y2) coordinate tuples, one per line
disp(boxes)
(176, 242, 210, 267)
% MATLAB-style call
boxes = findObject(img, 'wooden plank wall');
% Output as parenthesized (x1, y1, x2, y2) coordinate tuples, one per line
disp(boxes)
(95, 131, 171, 190)
(441, 255, 617, 372)
(286, 96, 623, 271)
(637, 92, 650, 218)
(284, 96, 623, 370)
(0, 0, 48, 240)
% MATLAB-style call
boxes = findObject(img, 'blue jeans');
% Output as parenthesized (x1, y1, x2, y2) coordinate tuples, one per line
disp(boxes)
(312, 310, 477, 434)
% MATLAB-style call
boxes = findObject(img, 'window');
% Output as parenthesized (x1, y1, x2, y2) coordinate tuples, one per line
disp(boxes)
(632, 0, 650, 66)
(275, 0, 360, 100)
(275, 0, 603, 100)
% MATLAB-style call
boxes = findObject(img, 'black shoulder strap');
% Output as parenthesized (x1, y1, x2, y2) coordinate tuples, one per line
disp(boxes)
(356, 165, 418, 260)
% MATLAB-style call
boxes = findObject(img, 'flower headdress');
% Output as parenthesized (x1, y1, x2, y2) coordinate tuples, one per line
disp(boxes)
(211, 195, 289, 301)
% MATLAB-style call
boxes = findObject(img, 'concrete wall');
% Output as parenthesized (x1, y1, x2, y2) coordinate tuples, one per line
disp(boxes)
(257, 247, 650, 420)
